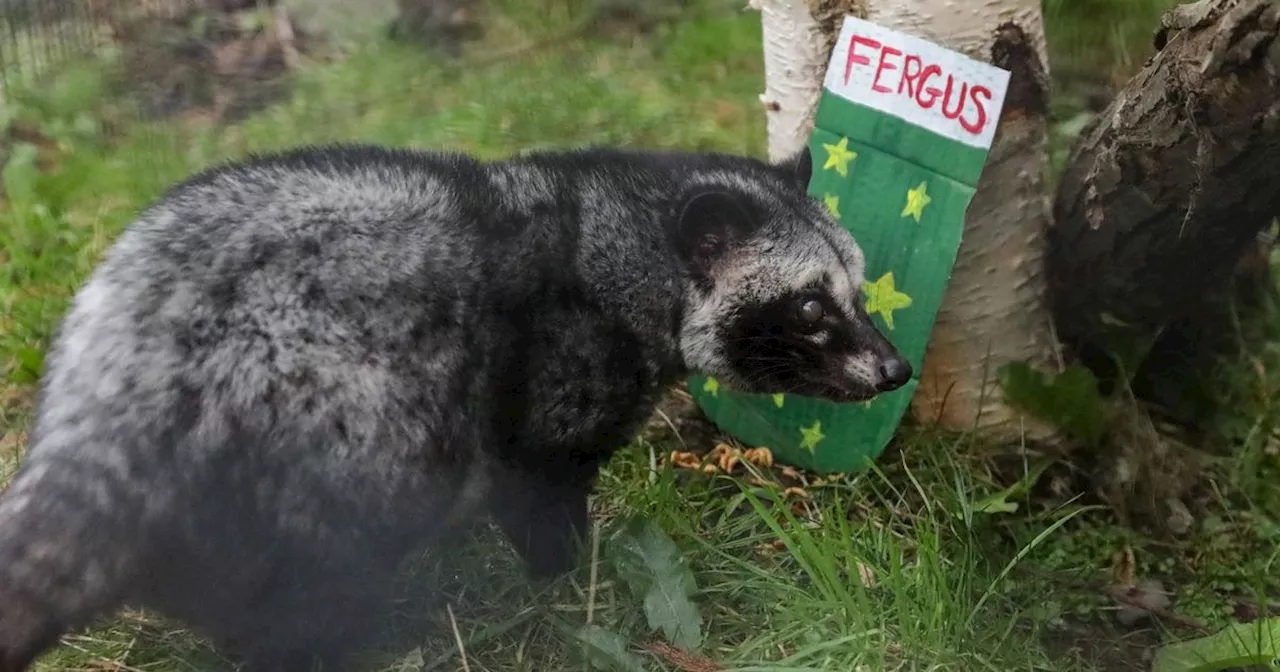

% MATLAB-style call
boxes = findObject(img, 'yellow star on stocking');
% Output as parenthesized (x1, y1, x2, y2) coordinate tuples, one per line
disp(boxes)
(703, 377, 720, 397)
(772, 393, 785, 408)
(901, 181, 932, 223)
(799, 420, 825, 453)
(863, 271, 912, 330)
(822, 136, 857, 177)
(823, 193, 841, 218)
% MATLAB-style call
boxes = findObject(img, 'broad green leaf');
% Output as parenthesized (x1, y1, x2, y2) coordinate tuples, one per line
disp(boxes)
(970, 458, 1056, 516)
(643, 582, 703, 652)
(572, 625, 648, 672)
(1152, 619, 1280, 672)
(972, 495, 1020, 515)
(608, 517, 705, 650)
(997, 362, 1108, 445)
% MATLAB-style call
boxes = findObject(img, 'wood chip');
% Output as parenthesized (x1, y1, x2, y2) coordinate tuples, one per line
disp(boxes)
(668, 451, 701, 470)
(715, 449, 740, 473)
(743, 447, 774, 469)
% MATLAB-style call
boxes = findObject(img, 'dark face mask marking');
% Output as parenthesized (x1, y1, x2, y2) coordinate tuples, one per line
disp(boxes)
(720, 285, 911, 402)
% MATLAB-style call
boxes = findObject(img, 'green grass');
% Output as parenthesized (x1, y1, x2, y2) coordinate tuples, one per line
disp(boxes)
(1043, 0, 1174, 85)
(2, 1, 1278, 670)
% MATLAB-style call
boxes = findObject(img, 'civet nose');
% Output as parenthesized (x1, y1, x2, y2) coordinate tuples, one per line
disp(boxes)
(876, 357, 912, 392)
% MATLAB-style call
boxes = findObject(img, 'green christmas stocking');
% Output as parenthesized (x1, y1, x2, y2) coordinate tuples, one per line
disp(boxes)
(690, 16, 1012, 474)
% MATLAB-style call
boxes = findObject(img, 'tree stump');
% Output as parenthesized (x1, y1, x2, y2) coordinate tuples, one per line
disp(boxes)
(1049, 0, 1280, 370)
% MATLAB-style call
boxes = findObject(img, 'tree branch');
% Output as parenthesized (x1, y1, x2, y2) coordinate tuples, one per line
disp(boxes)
(1049, 0, 1280, 366)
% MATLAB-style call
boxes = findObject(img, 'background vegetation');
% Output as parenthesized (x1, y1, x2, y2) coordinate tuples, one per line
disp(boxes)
(2, 0, 1277, 670)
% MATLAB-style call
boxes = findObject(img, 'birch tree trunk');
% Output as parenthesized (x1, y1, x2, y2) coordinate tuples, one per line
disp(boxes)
(752, 0, 1061, 443)
(750, 0, 830, 162)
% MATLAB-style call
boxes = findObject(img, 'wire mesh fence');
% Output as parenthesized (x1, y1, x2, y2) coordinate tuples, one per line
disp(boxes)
(0, 0, 99, 97)
(0, 0, 198, 100)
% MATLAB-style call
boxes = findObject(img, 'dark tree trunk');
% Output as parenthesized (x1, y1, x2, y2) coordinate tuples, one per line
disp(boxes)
(1049, 0, 1280, 371)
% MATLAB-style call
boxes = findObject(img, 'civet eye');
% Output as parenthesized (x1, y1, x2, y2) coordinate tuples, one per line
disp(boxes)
(797, 298, 824, 323)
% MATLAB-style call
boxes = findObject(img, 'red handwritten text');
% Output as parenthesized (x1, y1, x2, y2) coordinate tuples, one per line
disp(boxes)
(843, 34, 993, 136)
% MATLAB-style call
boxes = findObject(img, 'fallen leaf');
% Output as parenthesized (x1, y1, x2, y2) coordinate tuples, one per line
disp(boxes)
(1114, 579, 1172, 627)
(1112, 545, 1138, 589)
(1152, 618, 1280, 672)
(856, 562, 877, 588)
(1165, 497, 1194, 536)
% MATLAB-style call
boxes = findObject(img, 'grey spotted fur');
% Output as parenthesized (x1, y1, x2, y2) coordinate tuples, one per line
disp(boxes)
(0, 144, 909, 671)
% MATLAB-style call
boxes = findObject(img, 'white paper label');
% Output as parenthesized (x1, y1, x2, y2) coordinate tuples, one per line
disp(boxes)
(822, 16, 1012, 150)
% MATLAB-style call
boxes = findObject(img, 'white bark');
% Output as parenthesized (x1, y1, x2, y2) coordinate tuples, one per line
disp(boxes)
(863, 3, 1048, 64)
(874, 0, 1058, 441)
(750, 0, 830, 162)
(754, 0, 1060, 442)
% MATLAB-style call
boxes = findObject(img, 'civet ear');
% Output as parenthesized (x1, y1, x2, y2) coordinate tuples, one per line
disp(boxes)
(777, 145, 814, 191)
(670, 189, 758, 278)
